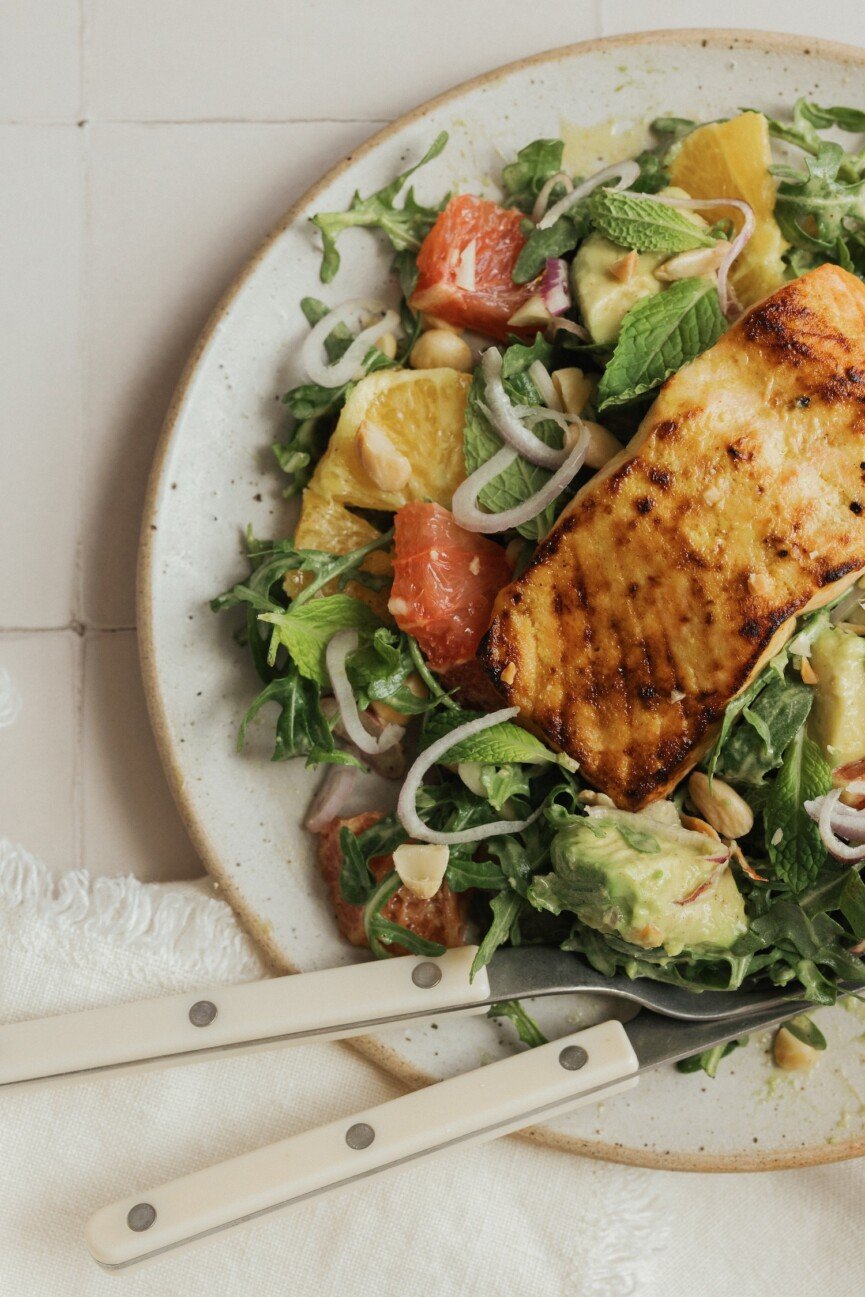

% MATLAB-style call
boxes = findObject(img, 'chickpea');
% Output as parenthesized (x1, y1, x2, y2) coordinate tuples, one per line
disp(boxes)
(410, 329, 473, 372)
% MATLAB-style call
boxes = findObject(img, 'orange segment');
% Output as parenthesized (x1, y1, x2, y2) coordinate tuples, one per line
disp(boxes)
(670, 112, 788, 308)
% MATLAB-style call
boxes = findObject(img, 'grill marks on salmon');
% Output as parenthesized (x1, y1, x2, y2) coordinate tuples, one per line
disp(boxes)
(479, 265, 865, 809)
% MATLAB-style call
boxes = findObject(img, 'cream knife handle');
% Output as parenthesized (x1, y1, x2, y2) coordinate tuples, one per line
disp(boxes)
(87, 1020, 638, 1270)
(0, 948, 489, 1087)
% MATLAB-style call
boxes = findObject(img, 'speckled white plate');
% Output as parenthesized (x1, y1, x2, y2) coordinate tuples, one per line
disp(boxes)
(139, 29, 865, 1170)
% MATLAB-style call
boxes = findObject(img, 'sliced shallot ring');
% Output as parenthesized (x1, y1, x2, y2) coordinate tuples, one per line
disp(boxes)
(305, 763, 358, 832)
(538, 160, 641, 230)
(807, 787, 865, 861)
(325, 629, 404, 756)
(539, 258, 571, 315)
(397, 707, 545, 845)
(531, 171, 573, 224)
(452, 422, 590, 534)
(527, 359, 563, 411)
(629, 192, 755, 318)
(548, 317, 589, 341)
(479, 349, 568, 469)
(301, 298, 400, 388)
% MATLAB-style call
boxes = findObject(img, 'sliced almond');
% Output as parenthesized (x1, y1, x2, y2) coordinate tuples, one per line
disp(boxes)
(500, 661, 517, 686)
(393, 843, 449, 900)
(800, 657, 819, 686)
(773, 1025, 820, 1072)
(679, 814, 722, 842)
(609, 249, 638, 282)
(356, 420, 412, 492)
(655, 241, 731, 282)
(376, 331, 398, 359)
(688, 772, 754, 839)
(551, 367, 593, 417)
(507, 293, 552, 329)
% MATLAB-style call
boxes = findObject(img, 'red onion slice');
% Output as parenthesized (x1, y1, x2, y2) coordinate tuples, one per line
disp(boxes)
(452, 422, 589, 534)
(301, 298, 400, 388)
(540, 258, 571, 315)
(397, 707, 545, 845)
(538, 160, 641, 230)
(531, 171, 573, 224)
(325, 629, 404, 755)
(305, 764, 358, 832)
(806, 787, 865, 861)
(626, 193, 755, 318)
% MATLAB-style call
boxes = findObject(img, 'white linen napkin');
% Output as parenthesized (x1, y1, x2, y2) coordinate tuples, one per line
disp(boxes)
(0, 837, 862, 1297)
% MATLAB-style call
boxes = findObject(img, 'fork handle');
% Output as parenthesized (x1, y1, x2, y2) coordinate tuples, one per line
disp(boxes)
(87, 1019, 639, 1269)
(0, 948, 489, 1088)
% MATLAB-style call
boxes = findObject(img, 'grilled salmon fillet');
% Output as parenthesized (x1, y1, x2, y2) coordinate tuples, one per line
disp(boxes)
(479, 264, 865, 809)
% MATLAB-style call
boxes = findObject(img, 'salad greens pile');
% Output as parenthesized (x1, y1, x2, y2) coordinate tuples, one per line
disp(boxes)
(215, 99, 865, 1071)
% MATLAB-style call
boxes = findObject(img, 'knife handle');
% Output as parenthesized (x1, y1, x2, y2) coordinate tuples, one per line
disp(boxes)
(87, 1019, 639, 1269)
(0, 948, 489, 1088)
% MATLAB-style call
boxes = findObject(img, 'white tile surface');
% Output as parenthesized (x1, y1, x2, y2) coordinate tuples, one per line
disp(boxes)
(0, 633, 78, 867)
(0, 0, 80, 122)
(81, 630, 202, 879)
(601, 0, 865, 41)
(81, 119, 374, 628)
(84, 0, 601, 122)
(0, 125, 83, 629)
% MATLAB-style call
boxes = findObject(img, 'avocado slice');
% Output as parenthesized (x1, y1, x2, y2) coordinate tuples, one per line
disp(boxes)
(571, 234, 665, 346)
(808, 626, 865, 767)
(529, 807, 747, 956)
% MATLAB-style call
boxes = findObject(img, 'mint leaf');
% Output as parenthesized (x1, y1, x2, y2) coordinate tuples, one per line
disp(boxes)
(311, 132, 448, 283)
(588, 189, 718, 252)
(764, 728, 832, 894)
(260, 595, 381, 684)
(501, 138, 565, 214)
(597, 278, 725, 410)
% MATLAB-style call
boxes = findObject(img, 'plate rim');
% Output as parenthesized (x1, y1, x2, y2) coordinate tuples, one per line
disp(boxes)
(137, 26, 865, 1173)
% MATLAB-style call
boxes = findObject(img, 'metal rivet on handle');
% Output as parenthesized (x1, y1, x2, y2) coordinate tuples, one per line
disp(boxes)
(127, 1203, 156, 1233)
(558, 1045, 589, 1072)
(189, 1000, 217, 1028)
(345, 1122, 375, 1150)
(411, 961, 442, 989)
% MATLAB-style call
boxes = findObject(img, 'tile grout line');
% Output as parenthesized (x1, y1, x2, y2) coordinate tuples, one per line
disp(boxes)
(73, 0, 88, 872)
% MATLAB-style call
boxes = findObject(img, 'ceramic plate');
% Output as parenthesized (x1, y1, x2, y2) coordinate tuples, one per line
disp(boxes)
(139, 29, 865, 1170)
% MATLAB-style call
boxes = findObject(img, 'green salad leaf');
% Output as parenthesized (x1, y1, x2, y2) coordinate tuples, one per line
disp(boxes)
(763, 728, 832, 894)
(488, 1000, 548, 1047)
(588, 189, 718, 252)
(716, 676, 814, 785)
(501, 138, 566, 214)
(462, 335, 571, 538)
(512, 207, 592, 283)
(676, 1038, 746, 1078)
(420, 706, 575, 768)
(784, 1013, 827, 1051)
(260, 594, 381, 683)
(597, 278, 726, 410)
(773, 142, 865, 256)
(311, 132, 449, 284)
(237, 665, 356, 768)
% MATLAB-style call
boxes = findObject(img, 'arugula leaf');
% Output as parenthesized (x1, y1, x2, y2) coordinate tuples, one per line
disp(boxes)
(259, 594, 381, 683)
(488, 1000, 548, 1047)
(445, 856, 507, 892)
(311, 132, 448, 284)
(237, 665, 356, 768)
(348, 627, 433, 714)
(479, 763, 532, 810)
(512, 207, 592, 283)
(798, 102, 865, 134)
(272, 418, 331, 498)
(763, 728, 832, 894)
(420, 706, 574, 768)
(716, 676, 814, 785)
(283, 343, 395, 421)
(501, 138, 566, 214)
(773, 142, 865, 255)
(597, 278, 725, 410)
(784, 1013, 827, 1051)
(471, 890, 523, 978)
(756, 98, 865, 183)
(676, 1038, 746, 1078)
(362, 870, 446, 959)
(338, 826, 376, 904)
(588, 189, 718, 252)
(650, 116, 699, 145)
